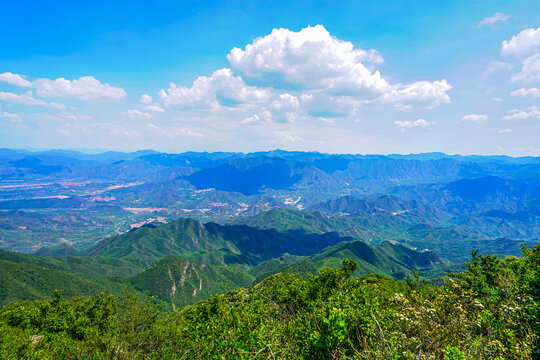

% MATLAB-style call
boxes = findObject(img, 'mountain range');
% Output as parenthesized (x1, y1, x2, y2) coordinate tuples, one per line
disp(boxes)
(0, 149, 538, 309)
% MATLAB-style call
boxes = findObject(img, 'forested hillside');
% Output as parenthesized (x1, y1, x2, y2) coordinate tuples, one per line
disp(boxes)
(0, 245, 538, 359)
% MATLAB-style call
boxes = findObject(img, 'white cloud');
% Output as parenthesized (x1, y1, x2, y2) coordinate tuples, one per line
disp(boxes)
(0, 72, 32, 87)
(228, 25, 387, 96)
(143, 104, 165, 112)
(154, 25, 451, 121)
(510, 87, 540, 97)
(1, 73, 126, 100)
(300, 93, 357, 117)
(158, 68, 270, 108)
(383, 80, 451, 109)
(502, 106, 540, 120)
(478, 12, 510, 28)
(0, 91, 65, 109)
(120, 109, 152, 119)
(499, 128, 513, 134)
(502, 27, 540, 58)
(62, 113, 93, 121)
(34, 76, 127, 100)
(242, 110, 272, 125)
(242, 93, 302, 124)
(139, 94, 153, 104)
(0, 111, 22, 122)
(511, 53, 540, 83)
(492, 97, 503, 102)
(268, 93, 300, 123)
(394, 118, 434, 129)
(139, 94, 165, 112)
(226, 25, 451, 110)
(461, 114, 488, 123)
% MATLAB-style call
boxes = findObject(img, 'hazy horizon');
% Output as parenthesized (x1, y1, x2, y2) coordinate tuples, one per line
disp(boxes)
(4, 147, 540, 158)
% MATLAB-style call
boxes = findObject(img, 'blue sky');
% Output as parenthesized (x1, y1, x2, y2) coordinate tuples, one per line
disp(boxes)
(1, 0, 539, 155)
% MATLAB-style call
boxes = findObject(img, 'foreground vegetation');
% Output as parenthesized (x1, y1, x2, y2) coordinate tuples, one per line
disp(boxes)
(0, 245, 538, 359)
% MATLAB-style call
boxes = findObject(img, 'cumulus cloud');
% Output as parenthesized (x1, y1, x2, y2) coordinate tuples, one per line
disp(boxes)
(502, 27, 540, 58)
(268, 93, 300, 123)
(143, 104, 165, 112)
(227, 25, 451, 109)
(120, 109, 152, 119)
(298, 93, 357, 118)
(499, 128, 513, 134)
(0, 91, 65, 109)
(502, 106, 540, 120)
(139, 94, 165, 112)
(34, 76, 127, 100)
(383, 80, 451, 109)
(242, 93, 302, 124)
(394, 118, 434, 129)
(461, 114, 488, 122)
(242, 93, 305, 125)
(0, 72, 32, 87)
(477, 12, 510, 28)
(242, 110, 272, 125)
(228, 25, 387, 96)
(153, 24, 451, 129)
(158, 68, 270, 108)
(511, 53, 540, 83)
(139, 94, 153, 104)
(510, 87, 540, 97)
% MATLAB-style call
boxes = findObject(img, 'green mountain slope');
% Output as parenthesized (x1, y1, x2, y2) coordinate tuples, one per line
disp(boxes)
(83, 218, 348, 268)
(129, 255, 253, 309)
(0, 259, 110, 305)
(254, 259, 319, 284)
(0, 249, 140, 277)
(307, 240, 449, 280)
(235, 204, 530, 263)
(231, 207, 339, 234)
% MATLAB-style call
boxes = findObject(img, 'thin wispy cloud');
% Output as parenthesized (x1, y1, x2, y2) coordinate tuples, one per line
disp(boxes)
(510, 87, 540, 97)
(461, 114, 488, 123)
(478, 12, 510, 28)
(394, 118, 434, 129)
(502, 106, 540, 120)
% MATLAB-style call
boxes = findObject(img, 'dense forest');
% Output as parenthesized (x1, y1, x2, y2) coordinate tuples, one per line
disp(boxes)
(1, 244, 538, 359)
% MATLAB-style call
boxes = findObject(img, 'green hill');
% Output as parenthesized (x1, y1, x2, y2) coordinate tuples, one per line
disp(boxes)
(0, 259, 111, 305)
(254, 259, 319, 284)
(308, 240, 449, 280)
(0, 249, 140, 277)
(129, 255, 253, 309)
(231, 207, 339, 234)
(83, 218, 349, 268)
